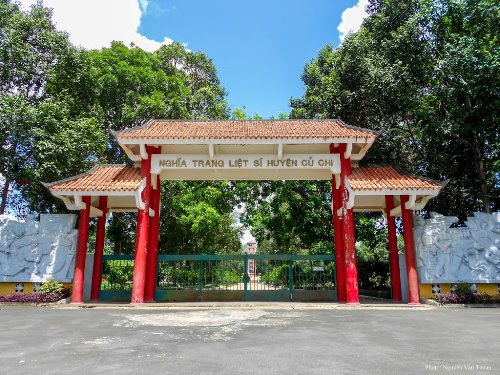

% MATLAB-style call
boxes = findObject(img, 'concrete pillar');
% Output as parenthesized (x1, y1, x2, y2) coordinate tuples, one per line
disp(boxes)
(339, 144, 359, 304)
(90, 196, 107, 301)
(400, 195, 420, 304)
(330, 144, 346, 302)
(145, 174, 161, 302)
(385, 195, 402, 302)
(71, 196, 91, 304)
(131, 153, 151, 304)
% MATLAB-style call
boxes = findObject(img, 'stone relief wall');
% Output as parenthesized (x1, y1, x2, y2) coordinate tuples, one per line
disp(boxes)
(414, 212, 500, 283)
(0, 214, 78, 282)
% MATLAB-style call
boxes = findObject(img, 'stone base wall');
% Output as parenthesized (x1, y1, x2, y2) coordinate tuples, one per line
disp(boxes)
(0, 281, 72, 295)
(419, 283, 500, 298)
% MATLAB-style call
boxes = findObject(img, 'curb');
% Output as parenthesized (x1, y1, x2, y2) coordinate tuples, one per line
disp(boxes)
(52, 301, 435, 311)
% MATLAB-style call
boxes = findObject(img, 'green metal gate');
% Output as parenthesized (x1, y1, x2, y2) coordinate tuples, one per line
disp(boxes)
(99, 254, 336, 302)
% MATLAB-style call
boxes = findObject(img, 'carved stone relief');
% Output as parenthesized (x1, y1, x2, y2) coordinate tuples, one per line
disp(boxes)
(0, 214, 78, 282)
(414, 212, 500, 283)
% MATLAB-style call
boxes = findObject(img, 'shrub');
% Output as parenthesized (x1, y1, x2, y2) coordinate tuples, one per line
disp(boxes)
(260, 264, 289, 286)
(212, 269, 240, 285)
(102, 260, 134, 289)
(40, 278, 64, 294)
(454, 282, 474, 296)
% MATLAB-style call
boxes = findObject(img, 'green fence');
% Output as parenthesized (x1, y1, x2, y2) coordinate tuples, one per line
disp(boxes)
(99, 254, 336, 302)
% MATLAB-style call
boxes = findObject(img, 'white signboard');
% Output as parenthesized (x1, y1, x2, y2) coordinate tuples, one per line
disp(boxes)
(151, 154, 341, 174)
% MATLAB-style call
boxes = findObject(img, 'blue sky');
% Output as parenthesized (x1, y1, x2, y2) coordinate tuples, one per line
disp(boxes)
(138, 0, 363, 118)
(20, 0, 368, 119)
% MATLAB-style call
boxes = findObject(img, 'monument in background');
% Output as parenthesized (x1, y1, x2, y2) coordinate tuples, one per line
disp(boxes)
(0, 214, 78, 283)
(414, 212, 500, 284)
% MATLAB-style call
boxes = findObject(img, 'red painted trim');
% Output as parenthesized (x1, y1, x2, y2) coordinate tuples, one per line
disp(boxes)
(339, 144, 359, 304)
(400, 195, 420, 304)
(90, 196, 107, 301)
(343, 208, 359, 303)
(145, 174, 161, 302)
(330, 144, 346, 302)
(385, 195, 402, 302)
(131, 153, 152, 304)
(71, 196, 91, 304)
(339, 143, 352, 175)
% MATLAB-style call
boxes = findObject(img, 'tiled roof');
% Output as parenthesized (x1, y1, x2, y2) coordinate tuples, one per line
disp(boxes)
(348, 166, 442, 191)
(115, 119, 377, 140)
(46, 165, 142, 192)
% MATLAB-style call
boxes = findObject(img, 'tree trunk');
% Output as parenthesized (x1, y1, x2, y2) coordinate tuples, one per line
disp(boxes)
(464, 95, 491, 213)
(0, 177, 10, 215)
(469, 132, 491, 213)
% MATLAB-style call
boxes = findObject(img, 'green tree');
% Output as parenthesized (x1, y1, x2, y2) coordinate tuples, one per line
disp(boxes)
(159, 181, 243, 254)
(0, 1, 105, 214)
(155, 43, 229, 120)
(243, 180, 333, 254)
(291, 0, 499, 217)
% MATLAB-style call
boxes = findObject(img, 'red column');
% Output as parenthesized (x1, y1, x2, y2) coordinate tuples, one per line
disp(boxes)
(339, 144, 359, 304)
(330, 144, 346, 302)
(400, 195, 420, 304)
(131, 152, 152, 304)
(385, 195, 402, 302)
(90, 196, 107, 301)
(145, 174, 161, 302)
(72, 196, 91, 304)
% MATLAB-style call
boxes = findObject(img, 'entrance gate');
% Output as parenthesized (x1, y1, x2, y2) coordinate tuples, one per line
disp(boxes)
(46, 119, 445, 304)
(99, 254, 336, 302)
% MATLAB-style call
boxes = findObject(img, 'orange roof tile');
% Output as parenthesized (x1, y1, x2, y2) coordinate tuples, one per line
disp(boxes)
(348, 166, 442, 191)
(46, 165, 142, 192)
(115, 119, 377, 140)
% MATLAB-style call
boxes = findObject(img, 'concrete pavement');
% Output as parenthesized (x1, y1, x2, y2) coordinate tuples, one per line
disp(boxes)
(0, 304, 498, 374)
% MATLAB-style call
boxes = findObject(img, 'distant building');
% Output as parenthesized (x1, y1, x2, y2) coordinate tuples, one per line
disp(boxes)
(245, 240, 257, 279)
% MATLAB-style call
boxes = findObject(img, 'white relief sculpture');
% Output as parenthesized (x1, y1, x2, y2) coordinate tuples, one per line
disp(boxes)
(414, 212, 500, 283)
(0, 214, 78, 282)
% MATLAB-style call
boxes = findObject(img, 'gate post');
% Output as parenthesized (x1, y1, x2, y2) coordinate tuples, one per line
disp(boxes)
(72, 196, 91, 304)
(90, 196, 108, 301)
(401, 195, 420, 304)
(339, 144, 359, 304)
(243, 254, 249, 300)
(288, 258, 294, 301)
(131, 152, 151, 304)
(330, 144, 347, 302)
(145, 168, 161, 301)
(198, 260, 204, 301)
(385, 195, 402, 301)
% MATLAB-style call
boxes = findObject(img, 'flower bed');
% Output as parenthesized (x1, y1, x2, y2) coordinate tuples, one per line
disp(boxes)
(435, 292, 500, 304)
(0, 291, 69, 304)
(0, 280, 71, 304)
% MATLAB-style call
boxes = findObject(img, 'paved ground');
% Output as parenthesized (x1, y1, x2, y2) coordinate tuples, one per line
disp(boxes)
(0, 303, 499, 375)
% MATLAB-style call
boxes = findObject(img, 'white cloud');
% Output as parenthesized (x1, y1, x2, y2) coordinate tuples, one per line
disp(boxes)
(337, 0, 369, 43)
(18, 0, 173, 52)
(138, 0, 149, 13)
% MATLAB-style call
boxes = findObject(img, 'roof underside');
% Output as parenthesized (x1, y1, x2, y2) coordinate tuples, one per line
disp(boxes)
(47, 165, 142, 192)
(348, 166, 442, 191)
(45, 164, 443, 216)
(347, 166, 443, 214)
(115, 119, 377, 141)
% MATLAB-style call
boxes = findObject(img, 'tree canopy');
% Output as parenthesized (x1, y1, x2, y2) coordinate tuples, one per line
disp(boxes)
(291, 0, 499, 218)
(0, 0, 241, 255)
